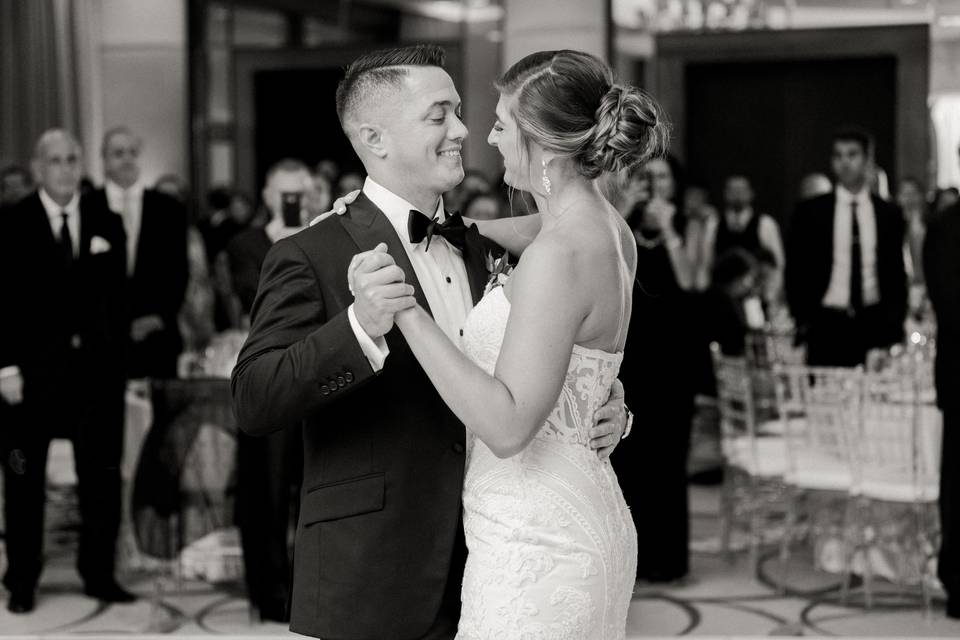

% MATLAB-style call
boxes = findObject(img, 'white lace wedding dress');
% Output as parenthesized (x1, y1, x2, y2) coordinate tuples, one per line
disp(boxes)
(457, 284, 637, 639)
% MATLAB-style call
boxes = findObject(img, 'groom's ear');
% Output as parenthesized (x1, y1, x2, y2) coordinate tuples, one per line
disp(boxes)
(356, 124, 388, 159)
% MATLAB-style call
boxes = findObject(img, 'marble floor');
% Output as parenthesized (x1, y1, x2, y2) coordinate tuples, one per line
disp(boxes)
(2, 486, 959, 638)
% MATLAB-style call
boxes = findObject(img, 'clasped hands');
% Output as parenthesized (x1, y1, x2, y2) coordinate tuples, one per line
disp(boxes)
(345, 244, 628, 458)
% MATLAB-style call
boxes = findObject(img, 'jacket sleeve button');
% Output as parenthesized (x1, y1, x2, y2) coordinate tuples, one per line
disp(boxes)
(320, 385, 330, 396)
(344, 371, 354, 383)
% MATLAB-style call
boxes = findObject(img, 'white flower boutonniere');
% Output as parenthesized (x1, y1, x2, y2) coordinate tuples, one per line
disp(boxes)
(90, 236, 112, 255)
(483, 250, 513, 295)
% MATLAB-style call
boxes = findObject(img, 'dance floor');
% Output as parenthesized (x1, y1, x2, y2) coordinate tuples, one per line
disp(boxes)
(2, 486, 959, 638)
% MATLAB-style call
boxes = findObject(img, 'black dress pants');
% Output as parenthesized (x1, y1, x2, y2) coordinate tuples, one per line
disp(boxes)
(235, 426, 302, 617)
(939, 406, 959, 611)
(805, 305, 889, 367)
(1, 357, 125, 594)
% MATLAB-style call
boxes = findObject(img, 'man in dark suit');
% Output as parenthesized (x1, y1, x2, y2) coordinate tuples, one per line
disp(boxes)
(232, 45, 625, 639)
(785, 127, 907, 367)
(924, 199, 960, 618)
(0, 129, 135, 613)
(88, 126, 189, 379)
(222, 158, 314, 622)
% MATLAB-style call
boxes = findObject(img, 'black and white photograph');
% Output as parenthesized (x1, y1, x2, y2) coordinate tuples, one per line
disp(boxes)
(1, 0, 959, 638)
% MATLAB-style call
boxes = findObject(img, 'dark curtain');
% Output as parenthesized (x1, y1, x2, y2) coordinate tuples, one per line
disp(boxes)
(0, 0, 78, 169)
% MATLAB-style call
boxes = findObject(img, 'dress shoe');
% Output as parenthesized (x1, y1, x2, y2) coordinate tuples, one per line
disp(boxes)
(83, 581, 137, 603)
(7, 590, 35, 614)
(257, 599, 290, 623)
(947, 596, 960, 620)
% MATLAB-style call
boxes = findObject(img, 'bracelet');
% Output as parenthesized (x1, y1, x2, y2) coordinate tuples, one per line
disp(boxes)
(622, 405, 634, 439)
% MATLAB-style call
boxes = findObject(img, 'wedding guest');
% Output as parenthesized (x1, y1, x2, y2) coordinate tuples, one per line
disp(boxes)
(705, 175, 784, 299)
(0, 164, 32, 208)
(798, 172, 832, 201)
(461, 190, 502, 221)
(785, 127, 906, 367)
(224, 159, 311, 622)
(615, 154, 700, 583)
(924, 198, 960, 619)
(681, 183, 718, 291)
(934, 187, 959, 214)
(447, 167, 492, 212)
(154, 173, 188, 203)
(0, 129, 134, 613)
(704, 248, 764, 356)
(91, 126, 189, 379)
(896, 177, 927, 286)
(199, 186, 246, 330)
(305, 168, 332, 223)
(314, 158, 340, 187)
(335, 171, 364, 198)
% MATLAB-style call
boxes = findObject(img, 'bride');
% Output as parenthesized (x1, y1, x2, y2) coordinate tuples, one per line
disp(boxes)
(394, 50, 668, 638)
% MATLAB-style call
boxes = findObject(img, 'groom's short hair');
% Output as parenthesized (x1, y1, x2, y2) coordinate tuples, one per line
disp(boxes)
(335, 44, 446, 134)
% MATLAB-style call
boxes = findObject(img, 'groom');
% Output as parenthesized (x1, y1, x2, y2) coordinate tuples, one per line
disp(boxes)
(232, 45, 625, 639)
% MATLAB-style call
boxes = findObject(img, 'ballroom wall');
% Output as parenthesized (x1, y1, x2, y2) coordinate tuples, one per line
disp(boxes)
(80, 0, 187, 185)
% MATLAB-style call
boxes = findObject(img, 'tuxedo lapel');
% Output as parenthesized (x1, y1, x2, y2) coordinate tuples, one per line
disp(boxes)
(338, 193, 433, 317)
(462, 222, 490, 305)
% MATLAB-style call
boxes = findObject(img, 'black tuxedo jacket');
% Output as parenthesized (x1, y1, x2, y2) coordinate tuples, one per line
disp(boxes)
(785, 192, 907, 345)
(923, 203, 960, 409)
(0, 191, 127, 401)
(232, 193, 493, 639)
(89, 189, 189, 363)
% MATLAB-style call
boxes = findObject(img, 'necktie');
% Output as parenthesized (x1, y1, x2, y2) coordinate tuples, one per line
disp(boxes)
(849, 200, 862, 312)
(122, 189, 136, 275)
(407, 210, 467, 251)
(59, 212, 74, 270)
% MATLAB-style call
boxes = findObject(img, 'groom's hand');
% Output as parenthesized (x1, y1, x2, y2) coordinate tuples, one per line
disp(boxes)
(590, 379, 627, 459)
(350, 243, 416, 338)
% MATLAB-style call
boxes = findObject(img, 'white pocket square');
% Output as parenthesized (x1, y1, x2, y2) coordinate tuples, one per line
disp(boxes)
(90, 236, 112, 255)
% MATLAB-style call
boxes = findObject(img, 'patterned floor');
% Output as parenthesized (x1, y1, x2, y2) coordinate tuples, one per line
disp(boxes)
(2, 486, 959, 638)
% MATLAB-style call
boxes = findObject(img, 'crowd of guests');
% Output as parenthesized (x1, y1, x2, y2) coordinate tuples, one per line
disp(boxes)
(0, 127, 513, 620)
(1, 121, 958, 619)
(609, 126, 959, 616)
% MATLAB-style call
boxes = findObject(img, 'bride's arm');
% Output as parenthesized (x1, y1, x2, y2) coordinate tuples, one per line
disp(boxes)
(395, 239, 584, 458)
(464, 214, 542, 256)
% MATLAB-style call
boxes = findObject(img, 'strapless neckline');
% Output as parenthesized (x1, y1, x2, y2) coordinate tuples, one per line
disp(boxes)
(488, 285, 624, 362)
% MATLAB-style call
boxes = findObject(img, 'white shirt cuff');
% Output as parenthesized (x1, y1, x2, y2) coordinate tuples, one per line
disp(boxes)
(347, 304, 389, 372)
(0, 365, 21, 379)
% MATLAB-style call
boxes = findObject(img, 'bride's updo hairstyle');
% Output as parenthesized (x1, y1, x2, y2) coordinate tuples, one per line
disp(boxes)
(496, 50, 669, 180)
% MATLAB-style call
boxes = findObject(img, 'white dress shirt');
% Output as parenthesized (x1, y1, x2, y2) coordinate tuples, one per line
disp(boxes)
(822, 185, 879, 309)
(105, 179, 144, 276)
(348, 177, 474, 371)
(39, 188, 80, 258)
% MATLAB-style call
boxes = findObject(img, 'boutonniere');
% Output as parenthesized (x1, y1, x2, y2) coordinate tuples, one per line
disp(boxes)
(90, 236, 112, 255)
(483, 250, 513, 295)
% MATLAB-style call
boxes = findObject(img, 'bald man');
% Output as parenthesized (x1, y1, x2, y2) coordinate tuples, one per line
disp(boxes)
(0, 129, 134, 613)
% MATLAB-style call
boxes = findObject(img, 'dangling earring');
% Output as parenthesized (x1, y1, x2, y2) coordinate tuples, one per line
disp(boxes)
(541, 158, 552, 195)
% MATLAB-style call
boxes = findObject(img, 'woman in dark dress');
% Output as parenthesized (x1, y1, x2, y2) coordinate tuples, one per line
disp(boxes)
(613, 155, 700, 582)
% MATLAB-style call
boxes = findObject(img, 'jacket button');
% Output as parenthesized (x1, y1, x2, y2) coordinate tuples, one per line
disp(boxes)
(336, 375, 346, 387)
(320, 385, 330, 396)
(452, 442, 465, 454)
(344, 371, 354, 383)
(328, 377, 338, 390)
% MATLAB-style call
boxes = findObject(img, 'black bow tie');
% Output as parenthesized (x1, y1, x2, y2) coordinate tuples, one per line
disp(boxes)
(407, 210, 466, 251)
